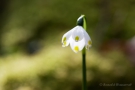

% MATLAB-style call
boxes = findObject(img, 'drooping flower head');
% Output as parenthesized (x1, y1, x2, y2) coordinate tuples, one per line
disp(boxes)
(61, 15, 92, 53)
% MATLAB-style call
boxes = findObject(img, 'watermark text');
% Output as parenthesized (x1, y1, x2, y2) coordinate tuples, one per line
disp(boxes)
(99, 83, 132, 87)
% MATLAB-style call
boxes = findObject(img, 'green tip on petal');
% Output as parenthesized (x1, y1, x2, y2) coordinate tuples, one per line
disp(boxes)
(74, 46, 79, 52)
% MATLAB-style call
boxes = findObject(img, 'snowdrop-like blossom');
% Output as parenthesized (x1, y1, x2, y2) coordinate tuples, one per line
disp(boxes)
(61, 25, 92, 53)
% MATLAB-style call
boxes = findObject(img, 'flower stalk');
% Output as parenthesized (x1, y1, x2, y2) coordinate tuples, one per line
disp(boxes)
(82, 48, 87, 90)
(77, 15, 87, 90)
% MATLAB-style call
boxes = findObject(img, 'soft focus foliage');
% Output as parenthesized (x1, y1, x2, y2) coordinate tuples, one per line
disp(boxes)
(0, 45, 135, 90)
(0, 0, 135, 90)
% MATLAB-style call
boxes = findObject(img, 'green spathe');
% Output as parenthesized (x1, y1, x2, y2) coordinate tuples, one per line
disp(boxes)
(77, 15, 87, 31)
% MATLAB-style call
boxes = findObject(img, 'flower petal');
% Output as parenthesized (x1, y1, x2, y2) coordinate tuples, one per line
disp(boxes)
(61, 29, 73, 47)
(72, 26, 84, 42)
(70, 38, 85, 53)
(83, 30, 92, 49)
(62, 37, 71, 47)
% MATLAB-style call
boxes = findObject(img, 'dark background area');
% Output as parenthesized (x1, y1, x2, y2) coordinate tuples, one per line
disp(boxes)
(0, 0, 135, 90)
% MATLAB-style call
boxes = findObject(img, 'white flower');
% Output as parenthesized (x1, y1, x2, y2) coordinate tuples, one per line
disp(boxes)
(61, 26, 92, 53)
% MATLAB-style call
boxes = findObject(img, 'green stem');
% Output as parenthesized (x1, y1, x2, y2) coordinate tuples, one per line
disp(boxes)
(82, 48, 87, 90)
(77, 14, 87, 90)
(82, 15, 87, 90)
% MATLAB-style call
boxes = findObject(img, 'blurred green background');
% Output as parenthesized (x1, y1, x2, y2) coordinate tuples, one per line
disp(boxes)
(0, 0, 135, 90)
